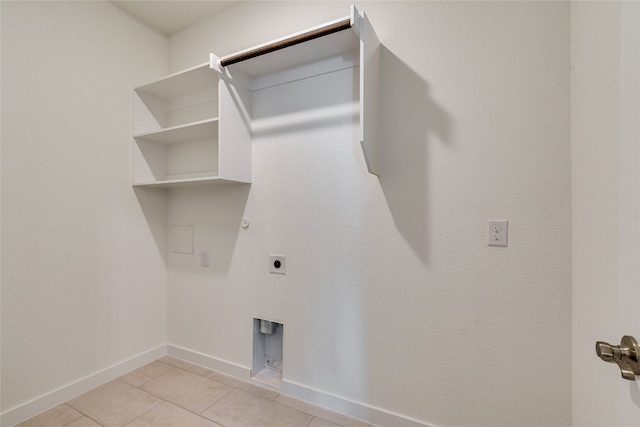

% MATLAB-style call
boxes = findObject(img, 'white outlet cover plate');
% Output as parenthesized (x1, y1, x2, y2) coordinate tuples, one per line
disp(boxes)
(488, 220, 508, 246)
(200, 250, 209, 267)
(270, 255, 286, 274)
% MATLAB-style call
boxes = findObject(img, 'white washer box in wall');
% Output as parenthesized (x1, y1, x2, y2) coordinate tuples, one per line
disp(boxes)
(132, 62, 252, 187)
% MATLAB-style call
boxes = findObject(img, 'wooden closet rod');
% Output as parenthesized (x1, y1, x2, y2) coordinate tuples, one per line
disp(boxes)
(220, 18, 352, 67)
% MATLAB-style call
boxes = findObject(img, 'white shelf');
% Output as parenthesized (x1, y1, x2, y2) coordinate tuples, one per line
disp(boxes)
(133, 63, 219, 135)
(131, 6, 377, 186)
(216, 5, 381, 176)
(134, 62, 218, 100)
(132, 61, 252, 187)
(134, 118, 219, 144)
(132, 176, 245, 188)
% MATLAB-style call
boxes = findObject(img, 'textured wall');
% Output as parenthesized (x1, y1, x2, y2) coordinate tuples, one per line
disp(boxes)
(570, 2, 620, 426)
(1, 0, 169, 413)
(167, 2, 572, 426)
(570, 2, 640, 426)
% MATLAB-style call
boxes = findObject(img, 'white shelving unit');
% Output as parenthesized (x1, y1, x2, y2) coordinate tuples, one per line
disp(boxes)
(132, 62, 251, 187)
(131, 5, 378, 186)
(215, 5, 381, 176)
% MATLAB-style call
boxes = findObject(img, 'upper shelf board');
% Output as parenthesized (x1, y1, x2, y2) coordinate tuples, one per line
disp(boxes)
(132, 176, 249, 188)
(134, 118, 219, 144)
(217, 16, 359, 79)
(212, 5, 381, 176)
(134, 62, 219, 99)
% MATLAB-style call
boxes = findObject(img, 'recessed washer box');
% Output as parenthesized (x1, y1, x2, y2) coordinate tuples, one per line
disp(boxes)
(253, 318, 283, 388)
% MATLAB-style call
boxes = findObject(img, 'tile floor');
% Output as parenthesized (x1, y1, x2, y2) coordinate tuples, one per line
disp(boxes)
(17, 356, 375, 427)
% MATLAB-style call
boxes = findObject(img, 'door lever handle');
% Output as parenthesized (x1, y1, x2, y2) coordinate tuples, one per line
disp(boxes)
(595, 335, 640, 380)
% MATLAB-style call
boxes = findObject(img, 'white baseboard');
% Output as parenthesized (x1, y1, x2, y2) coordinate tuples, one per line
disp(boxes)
(168, 345, 435, 427)
(3, 344, 435, 427)
(1, 345, 166, 427)
(281, 379, 436, 427)
(166, 344, 252, 380)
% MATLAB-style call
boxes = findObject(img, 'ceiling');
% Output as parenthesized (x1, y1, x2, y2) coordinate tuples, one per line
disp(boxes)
(110, 1, 240, 36)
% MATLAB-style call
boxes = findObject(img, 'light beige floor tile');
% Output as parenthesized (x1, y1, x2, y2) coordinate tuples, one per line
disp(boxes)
(124, 401, 223, 427)
(66, 416, 103, 427)
(309, 418, 342, 427)
(67, 379, 162, 427)
(119, 361, 173, 387)
(159, 355, 212, 376)
(275, 395, 369, 427)
(201, 389, 312, 427)
(206, 371, 280, 400)
(140, 368, 232, 414)
(17, 404, 83, 427)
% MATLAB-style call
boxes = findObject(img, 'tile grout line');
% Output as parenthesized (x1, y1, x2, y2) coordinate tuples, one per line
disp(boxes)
(125, 363, 229, 426)
(62, 401, 105, 427)
(127, 373, 188, 414)
(130, 362, 236, 424)
(28, 358, 358, 427)
(56, 404, 85, 427)
(121, 397, 165, 427)
(197, 386, 234, 417)
(168, 357, 353, 427)
(271, 396, 325, 425)
(116, 378, 165, 427)
(121, 361, 176, 389)
(122, 371, 171, 427)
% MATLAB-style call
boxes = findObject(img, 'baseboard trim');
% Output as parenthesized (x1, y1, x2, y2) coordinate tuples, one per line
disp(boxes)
(1, 345, 166, 427)
(166, 344, 252, 380)
(3, 345, 435, 427)
(166, 345, 435, 427)
(281, 379, 436, 427)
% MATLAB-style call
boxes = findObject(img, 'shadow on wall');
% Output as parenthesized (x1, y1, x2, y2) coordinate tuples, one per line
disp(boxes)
(133, 186, 168, 264)
(631, 380, 640, 411)
(251, 62, 359, 139)
(166, 183, 251, 276)
(201, 184, 251, 275)
(133, 183, 251, 274)
(378, 46, 453, 265)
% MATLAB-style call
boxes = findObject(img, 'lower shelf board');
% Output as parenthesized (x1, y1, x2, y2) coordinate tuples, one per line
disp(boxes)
(253, 367, 282, 387)
(132, 176, 250, 188)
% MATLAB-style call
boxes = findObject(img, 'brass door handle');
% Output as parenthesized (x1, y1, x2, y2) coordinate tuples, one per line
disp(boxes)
(596, 335, 640, 380)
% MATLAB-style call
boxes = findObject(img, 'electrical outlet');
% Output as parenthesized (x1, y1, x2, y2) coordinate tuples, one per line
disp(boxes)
(488, 220, 508, 247)
(270, 255, 286, 274)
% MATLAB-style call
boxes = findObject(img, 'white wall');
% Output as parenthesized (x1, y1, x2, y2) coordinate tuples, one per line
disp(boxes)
(570, 2, 621, 426)
(167, 2, 572, 426)
(618, 4, 640, 426)
(1, 0, 169, 417)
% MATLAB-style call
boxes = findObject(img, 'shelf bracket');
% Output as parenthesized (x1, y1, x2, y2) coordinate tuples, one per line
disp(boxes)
(353, 5, 381, 176)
